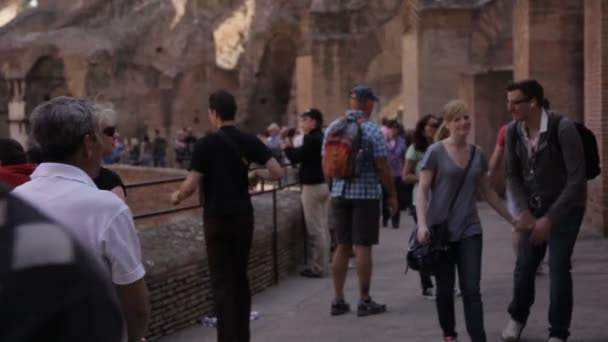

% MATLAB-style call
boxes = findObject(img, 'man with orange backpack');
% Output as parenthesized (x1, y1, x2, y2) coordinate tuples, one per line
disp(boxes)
(323, 85, 397, 317)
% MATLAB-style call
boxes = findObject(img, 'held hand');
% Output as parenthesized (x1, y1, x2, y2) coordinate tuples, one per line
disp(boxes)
(170, 190, 181, 205)
(417, 225, 429, 243)
(515, 210, 535, 232)
(530, 216, 552, 245)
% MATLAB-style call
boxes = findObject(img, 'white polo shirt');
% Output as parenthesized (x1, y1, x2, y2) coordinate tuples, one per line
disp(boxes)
(13, 163, 145, 285)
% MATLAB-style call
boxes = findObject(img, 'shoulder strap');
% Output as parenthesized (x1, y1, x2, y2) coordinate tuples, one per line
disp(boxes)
(549, 113, 564, 151)
(447, 146, 476, 213)
(216, 129, 248, 167)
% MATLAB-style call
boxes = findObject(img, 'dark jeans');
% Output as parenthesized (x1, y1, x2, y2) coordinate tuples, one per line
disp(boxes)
(410, 207, 433, 290)
(508, 207, 584, 340)
(204, 215, 254, 342)
(382, 177, 411, 227)
(435, 235, 486, 342)
(153, 157, 165, 167)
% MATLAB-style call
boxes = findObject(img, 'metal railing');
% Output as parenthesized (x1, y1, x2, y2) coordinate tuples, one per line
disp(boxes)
(125, 164, 302, 284)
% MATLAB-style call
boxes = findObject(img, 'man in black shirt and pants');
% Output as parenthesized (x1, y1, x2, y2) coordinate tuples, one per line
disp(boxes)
(284, 108, 330, 278)
(171, 90, 283, 342)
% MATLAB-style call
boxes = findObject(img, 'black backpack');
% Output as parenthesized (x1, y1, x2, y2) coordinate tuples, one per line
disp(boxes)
(552, 116, 601, 180)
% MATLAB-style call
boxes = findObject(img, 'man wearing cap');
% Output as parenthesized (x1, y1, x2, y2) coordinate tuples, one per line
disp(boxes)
(323, 85, 397, 317)
(284, 108, 330, 278)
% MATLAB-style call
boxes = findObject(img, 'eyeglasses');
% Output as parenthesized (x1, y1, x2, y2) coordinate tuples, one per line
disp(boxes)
(426, 122, 439, 128)
(508, 98, 531, 106)
(102, 126, 116, 137)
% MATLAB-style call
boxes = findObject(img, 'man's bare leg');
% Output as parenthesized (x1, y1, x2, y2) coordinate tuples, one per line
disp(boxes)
(354, 245, 372, 300)
(332, 243, 352, 300)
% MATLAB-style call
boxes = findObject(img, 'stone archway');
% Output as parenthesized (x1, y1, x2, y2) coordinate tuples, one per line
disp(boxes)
(25, 56, 69, 115)
(245, 34, 297, 133)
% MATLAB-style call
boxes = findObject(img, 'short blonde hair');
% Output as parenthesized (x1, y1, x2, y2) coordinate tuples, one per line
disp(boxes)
(93, 102, 117, 130)
(442, 99, 468, 123)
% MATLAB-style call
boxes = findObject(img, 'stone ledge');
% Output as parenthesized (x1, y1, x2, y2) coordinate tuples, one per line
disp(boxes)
(138, 191, 304, 340)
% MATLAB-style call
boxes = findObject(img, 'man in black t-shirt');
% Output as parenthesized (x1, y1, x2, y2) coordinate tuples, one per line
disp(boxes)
(95, 167, 127, 199)
(171, 90, 283, 342)
(0, 186, 125, 342)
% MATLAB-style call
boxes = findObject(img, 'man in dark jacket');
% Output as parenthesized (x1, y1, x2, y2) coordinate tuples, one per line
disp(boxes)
(284, 108, 330, 278)
(502, 79, 586, 342)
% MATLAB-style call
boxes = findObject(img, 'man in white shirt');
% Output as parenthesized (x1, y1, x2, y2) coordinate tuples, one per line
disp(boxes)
(13, 96, 150, 342)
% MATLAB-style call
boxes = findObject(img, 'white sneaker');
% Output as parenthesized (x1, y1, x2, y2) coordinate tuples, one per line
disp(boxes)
(548, 338, 565, 342)
(501, 319, 524, 341)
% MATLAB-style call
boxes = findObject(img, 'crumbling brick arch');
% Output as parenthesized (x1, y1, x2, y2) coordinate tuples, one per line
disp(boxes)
(243, 34, 297, 134)
(24, 55, 68, 115)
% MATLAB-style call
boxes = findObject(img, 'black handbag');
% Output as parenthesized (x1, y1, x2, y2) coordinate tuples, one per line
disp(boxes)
(406, 146, 476, 274)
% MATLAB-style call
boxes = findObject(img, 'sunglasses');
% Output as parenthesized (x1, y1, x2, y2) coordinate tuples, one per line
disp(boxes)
(103, 126, 116, 137)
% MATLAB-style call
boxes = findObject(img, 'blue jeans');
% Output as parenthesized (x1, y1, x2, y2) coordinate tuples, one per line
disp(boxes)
(435, 234, 486, 342)
(508, 206, 584, 340)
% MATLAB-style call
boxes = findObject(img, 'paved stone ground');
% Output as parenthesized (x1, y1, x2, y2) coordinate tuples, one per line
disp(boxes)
(160, 204, 608, 342)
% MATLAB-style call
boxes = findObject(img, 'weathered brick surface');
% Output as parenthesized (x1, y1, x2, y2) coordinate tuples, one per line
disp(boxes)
(139, 191, 304, 340)
(584, 0, 608, 236)
(402, 0, 513, 126)
(459, 69, 513, 195)
(513, 0, 584, 121)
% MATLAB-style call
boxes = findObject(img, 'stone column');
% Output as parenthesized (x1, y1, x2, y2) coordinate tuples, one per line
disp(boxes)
(513, 0, 584, 121)
(7, 79, 28, 148)
(584, 0, 608, 236)
(459, 69, 513, 195)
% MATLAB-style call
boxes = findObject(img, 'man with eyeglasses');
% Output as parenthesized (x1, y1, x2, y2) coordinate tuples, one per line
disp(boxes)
(501, 79, 586, 342)
(13, 97, 150, 342)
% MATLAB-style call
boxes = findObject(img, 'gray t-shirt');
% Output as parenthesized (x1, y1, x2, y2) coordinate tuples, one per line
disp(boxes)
(420, 142, 488, 242)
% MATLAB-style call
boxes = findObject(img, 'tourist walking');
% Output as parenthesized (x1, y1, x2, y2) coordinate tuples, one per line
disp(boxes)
(382, 120, 407, 229)
(324, 85, 397, 317)
(152, 129, 168, 167)
(416, 99, 515, 342)
(502, 79, 588, 342)
(402, 114, 440, 299)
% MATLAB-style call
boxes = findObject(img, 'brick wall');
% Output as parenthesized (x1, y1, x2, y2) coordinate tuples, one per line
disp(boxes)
(139, 191, 305, 340)
(459, 69, 513, 195)
(470, 0, 513, 68)
(584, 0, 608, 236)
(418, 10, 474, 118)
(513, 0, 584, 121)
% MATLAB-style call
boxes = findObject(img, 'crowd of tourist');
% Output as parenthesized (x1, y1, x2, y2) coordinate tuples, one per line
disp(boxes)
(0, 78, 591, 342)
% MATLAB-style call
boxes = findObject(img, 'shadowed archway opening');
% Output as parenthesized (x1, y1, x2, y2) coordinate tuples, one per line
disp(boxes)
(245, 35, 297, 134)
(25, 56, 69, 116)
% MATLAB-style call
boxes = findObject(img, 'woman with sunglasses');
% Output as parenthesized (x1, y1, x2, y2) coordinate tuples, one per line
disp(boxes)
(93, 104, 127, 200)
(403, 114, 439, 299)
(416, 100, 515, 342)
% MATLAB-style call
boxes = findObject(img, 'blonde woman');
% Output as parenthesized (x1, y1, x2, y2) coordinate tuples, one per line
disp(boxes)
(434, 120, 451, 141)
(416, 100, 515, 342)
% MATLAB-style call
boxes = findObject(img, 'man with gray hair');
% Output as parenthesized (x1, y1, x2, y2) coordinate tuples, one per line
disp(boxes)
(12, 96, 150, 342)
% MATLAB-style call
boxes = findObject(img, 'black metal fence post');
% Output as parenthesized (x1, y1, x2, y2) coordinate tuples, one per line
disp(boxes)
(272, 189, 279, 284)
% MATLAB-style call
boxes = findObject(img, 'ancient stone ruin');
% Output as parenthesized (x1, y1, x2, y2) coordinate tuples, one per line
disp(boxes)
(0, 0, 408, 147)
